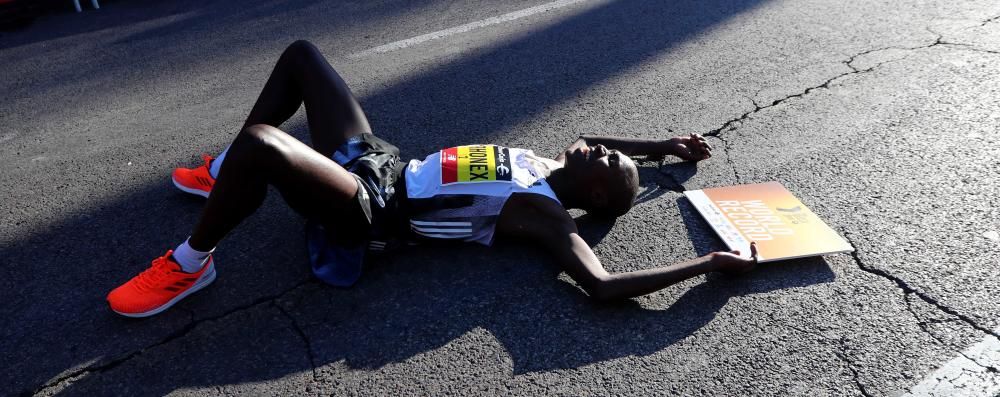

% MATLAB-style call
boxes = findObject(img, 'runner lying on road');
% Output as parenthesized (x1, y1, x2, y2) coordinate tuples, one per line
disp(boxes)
(107, 40, 758, 318)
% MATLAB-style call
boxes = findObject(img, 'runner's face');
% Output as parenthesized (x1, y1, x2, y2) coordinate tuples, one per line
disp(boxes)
(566, 144, 635, 180)
(566, 145, 638, 208)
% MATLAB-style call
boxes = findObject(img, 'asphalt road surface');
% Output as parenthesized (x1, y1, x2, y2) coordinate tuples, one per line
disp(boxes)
(3, 0, 1000, 395)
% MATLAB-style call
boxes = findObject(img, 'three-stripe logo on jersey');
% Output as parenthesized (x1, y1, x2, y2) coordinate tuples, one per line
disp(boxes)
(368, 241, 387, 251)
(410, 220, 473, 239)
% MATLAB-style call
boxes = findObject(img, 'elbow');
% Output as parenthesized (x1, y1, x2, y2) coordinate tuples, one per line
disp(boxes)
(582, 275, 620, 302)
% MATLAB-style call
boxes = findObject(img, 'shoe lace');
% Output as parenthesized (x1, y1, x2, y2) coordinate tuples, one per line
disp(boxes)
(134, 256, 177, 292)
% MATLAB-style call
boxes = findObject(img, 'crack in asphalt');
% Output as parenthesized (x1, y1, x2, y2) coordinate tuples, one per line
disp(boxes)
(690, 20, 1000, 392)
(692, 20, 999, 203)
(842, 233, 1000, 343)
(777, 283, 998, 395)
(273, 301, 319, 381)
(776, 314, 874, 396)
(29, 279, 315, 397)
(903, 291, 951, 346)
(836, 337, 877, 397)
(958, 351, 1000, 374)
(979, 14, 1000, 27)
(714, 134, 742, 183)
(696, 35, 957, 185)
(940, 42, 1000, 56)
(817, 230, 1000, 395)
(702, 34, 950, 140)
(663, 16, 1000, 395)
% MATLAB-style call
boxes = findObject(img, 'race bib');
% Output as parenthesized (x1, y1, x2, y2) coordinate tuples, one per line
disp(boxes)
(440, 145, 513, 184)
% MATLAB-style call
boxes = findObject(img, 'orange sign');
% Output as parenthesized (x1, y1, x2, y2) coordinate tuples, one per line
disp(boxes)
(684, 181, 853, 262)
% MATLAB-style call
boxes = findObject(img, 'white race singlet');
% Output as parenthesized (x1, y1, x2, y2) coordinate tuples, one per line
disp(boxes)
(404, 145, 561, 245)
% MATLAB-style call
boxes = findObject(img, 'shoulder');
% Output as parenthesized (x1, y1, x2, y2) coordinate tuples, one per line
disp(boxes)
(496, 193, 577, 238)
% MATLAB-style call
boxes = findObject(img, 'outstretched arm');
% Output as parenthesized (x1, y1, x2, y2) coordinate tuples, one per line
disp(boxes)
(499, 197, 756, 301)
(549, 229, 757, 301)
(555, 133, 712, 163)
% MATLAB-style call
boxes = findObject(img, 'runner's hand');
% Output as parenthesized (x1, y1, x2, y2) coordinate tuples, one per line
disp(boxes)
(650, 133, 712, 161)
(710, 241, 759, 275)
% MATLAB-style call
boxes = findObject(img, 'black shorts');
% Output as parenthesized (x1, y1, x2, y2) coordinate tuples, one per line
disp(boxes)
(306, 133, 407, 287)
(334, 133, 407, 240)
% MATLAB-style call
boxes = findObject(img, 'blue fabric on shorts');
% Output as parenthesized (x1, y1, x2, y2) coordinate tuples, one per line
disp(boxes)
(306, 220, 366, 287)
(306, 133, 404, 287)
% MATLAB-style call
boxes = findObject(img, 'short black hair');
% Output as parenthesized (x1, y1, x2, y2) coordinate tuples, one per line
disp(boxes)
(591, 166, 640, 218)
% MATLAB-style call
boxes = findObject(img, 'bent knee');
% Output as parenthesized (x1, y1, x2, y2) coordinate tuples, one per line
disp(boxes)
(287, 39, 316, 52)
(241, 123, 283, 140)
(238, 124, 294, 154)
(283, 39, 321, 62)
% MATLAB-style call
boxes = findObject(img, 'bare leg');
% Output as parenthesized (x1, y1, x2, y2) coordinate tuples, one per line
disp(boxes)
(188, 124, 363, 251)
(243, 40, 372, 156)
(186, 41, 377, 251)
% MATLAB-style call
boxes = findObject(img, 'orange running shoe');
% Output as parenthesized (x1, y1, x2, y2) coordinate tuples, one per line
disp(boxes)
(172, 154, 215, 198)
(107, 250, 216, 317)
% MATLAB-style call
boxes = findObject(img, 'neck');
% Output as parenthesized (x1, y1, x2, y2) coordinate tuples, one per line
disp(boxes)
(546, 167, 582, 209)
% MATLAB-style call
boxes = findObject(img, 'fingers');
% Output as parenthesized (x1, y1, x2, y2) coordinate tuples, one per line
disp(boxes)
(698, 135, 712, 151)
(686, 133, 712, 158)
(750, 241, 759, 264)
(670, 133, 713, 161)
(695, 134, 712, 151)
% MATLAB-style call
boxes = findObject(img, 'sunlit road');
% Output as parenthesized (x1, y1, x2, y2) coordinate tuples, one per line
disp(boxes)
(3, 0, 1000, 395)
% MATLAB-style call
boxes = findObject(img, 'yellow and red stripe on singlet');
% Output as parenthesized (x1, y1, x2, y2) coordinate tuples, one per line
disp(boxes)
(439, 145, 514, 185)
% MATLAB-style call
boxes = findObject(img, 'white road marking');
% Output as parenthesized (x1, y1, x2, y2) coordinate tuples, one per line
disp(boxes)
(348, 0, 591, 59)
(904, 329, 1000, 396)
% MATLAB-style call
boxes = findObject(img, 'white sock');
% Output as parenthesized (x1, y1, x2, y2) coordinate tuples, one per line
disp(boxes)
(209, 145, 229, 179)
(172, 238, 215, 273)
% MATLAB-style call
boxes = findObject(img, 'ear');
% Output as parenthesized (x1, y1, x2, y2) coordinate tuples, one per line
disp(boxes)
(589, 188, 608, 208)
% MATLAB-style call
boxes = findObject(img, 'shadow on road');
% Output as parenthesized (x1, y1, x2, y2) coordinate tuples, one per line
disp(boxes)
(48, 242, 836, 394)
(2, 0, 801, 394)
(295, 246, 836, 375)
